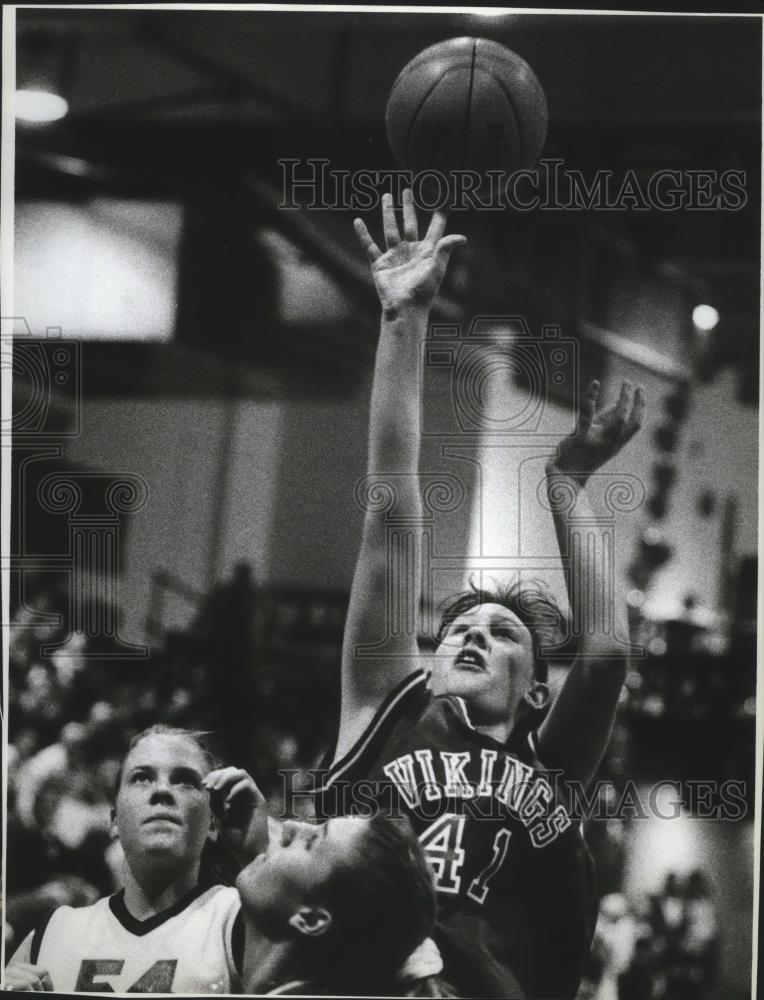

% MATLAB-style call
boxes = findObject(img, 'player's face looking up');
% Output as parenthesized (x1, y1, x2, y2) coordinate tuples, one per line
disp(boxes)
(236, 816, 367, 938)
(113, 732, 214, 879)
(432, 602, 536, 723)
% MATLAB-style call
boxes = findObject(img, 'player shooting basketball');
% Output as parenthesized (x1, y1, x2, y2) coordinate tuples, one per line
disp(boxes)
(314, 190, 644, 999)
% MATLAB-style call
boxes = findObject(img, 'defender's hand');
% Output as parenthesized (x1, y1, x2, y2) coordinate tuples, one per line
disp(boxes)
(3, 964, 53, 991)
(354, 189, 466, 316)
(204, 767, 267, 868)
(549, 380, 645, 485)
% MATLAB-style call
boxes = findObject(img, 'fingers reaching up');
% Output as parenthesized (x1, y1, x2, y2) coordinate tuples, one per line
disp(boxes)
(352, 188, 466, 315)
(435, 232, 469, 257)
(382, 191, 401, 249)
(353, 190, 466, 261)
(401, 187, 419, 242)
(423, 207, 448, 247)
(608, 380, 644, 443)
(553, 379, 646, 483)
(578, 379, 601, 434)
(585, 378, 644, 442)
(353, 218, 382, 263)
(612, 380, 633, 429)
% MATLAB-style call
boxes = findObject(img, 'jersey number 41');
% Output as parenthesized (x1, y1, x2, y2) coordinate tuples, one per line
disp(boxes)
(419, 814, 511, 904)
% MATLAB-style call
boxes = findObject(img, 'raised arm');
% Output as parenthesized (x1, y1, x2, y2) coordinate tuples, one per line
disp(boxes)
(536, 379, 644, 788)
(335, 191, 466, 758)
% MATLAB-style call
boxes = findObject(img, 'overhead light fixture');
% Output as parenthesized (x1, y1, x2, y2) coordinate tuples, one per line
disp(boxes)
(472, 9, 514, 16)
(15, 88, 68, 124)
(692, 304, 719, 332)
(16, 30, 74, 125)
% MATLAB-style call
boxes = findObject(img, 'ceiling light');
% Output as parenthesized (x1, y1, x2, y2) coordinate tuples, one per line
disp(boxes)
(15, 89, 68, 124)
(692, 304, 719, 332)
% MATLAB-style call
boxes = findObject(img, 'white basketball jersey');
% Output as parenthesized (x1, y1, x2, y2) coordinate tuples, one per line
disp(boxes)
(32, 884, 242, 994)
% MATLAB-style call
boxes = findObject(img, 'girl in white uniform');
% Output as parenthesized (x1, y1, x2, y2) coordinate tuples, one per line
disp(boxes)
(4, 725, 263, 994)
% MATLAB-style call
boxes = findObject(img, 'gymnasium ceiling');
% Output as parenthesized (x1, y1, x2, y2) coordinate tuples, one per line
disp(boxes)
(13, 9, 762, 397)
(15, 10, 761, 126)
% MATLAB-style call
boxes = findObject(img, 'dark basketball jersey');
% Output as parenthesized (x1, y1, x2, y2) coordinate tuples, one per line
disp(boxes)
(313, 670, 598, 1000)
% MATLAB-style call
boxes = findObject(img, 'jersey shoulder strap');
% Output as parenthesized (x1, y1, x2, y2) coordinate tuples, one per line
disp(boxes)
(315, 669, 430, 793)
(29, 905, 63, 963)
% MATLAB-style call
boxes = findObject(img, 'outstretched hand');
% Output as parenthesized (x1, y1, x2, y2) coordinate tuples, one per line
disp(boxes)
(354, 189, 466, 316)
(549, 380, 645, 485)
(204, 767, 268, 868)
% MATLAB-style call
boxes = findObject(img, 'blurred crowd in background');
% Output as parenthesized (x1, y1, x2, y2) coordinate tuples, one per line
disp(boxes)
(4, 565, 749, 999)
(580, 872, 719, 1000)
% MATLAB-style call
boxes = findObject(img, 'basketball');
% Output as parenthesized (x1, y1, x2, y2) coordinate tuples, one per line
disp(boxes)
(385, 37, 548, 176)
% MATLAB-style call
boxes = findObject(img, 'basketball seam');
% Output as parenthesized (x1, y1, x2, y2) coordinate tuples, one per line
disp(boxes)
(403, 72, 452, 172)
(487, 68, 526, 170)
(403, 66, 473, 172)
